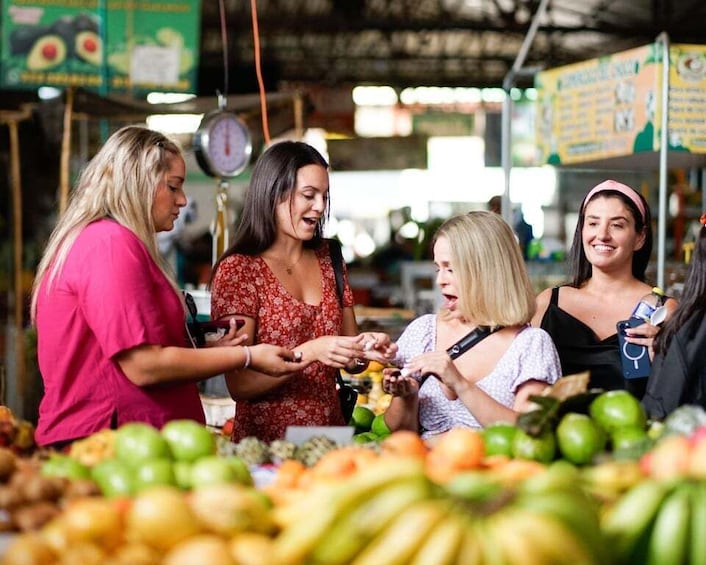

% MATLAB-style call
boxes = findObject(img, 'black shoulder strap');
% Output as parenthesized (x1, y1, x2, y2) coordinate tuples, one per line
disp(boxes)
(329, 238, 345, 307)
(550, 286, 560, 305)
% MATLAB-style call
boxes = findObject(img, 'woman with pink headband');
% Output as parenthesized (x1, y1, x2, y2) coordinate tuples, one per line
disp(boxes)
(532, 179, 677, 398)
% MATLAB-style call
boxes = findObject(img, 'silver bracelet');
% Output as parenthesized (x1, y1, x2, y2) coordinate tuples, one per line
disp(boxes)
(243, 345, 251, 368)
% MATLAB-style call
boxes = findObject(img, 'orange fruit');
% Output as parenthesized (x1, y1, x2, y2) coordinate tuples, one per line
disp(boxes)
(380, 431, 428, 459)
(424, 428, 484, 483)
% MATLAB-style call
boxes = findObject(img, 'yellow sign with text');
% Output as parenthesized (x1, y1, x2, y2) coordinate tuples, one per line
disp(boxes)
(535, 43, 706, 165)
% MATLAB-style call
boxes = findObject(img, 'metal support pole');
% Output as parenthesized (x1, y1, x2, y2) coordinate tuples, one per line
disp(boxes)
(501, 0, 550, 225)
(656, 32, 670, 289)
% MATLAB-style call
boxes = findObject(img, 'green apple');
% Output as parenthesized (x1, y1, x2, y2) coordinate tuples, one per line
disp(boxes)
(190, 456, 236, 487)
(91, 458, 134, 497)
(41, 454, 90, 480)
(133, 458, 176, 492)
(161, 419, 216, 462)
(173, 460, 193, 490)
(115, 422, 171, 464)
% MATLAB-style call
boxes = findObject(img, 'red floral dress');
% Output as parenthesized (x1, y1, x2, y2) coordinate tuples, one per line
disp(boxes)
(210, 242, 354, 442)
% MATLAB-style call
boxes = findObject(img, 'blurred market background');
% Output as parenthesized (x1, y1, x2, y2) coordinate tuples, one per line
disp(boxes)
(3, 0, 706, 421)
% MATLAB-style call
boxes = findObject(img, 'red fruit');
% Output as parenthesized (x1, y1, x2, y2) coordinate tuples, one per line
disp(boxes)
(221, 418, 234, 437)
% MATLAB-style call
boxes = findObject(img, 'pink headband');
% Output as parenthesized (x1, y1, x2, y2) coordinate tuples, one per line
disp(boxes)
(582, 180, 646, 222)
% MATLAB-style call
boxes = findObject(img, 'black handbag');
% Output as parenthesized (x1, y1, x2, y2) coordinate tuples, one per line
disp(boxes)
(329, 239, 359, 422)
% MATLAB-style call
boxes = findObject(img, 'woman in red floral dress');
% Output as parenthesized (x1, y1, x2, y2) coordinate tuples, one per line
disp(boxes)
(210, 141, 397, 442)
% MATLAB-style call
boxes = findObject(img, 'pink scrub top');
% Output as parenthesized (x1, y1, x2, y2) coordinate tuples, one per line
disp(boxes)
(34, 219, 205, 445)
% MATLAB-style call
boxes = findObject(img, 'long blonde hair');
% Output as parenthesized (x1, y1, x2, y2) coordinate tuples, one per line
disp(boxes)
(434, 211, 536, 326)
(31, 125, 182, 321)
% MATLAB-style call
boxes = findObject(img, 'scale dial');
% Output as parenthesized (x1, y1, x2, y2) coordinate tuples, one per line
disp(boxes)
(193, 109, 252, 178)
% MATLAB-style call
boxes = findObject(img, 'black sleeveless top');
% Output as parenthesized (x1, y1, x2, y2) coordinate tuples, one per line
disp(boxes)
(539, 287, 647, 398)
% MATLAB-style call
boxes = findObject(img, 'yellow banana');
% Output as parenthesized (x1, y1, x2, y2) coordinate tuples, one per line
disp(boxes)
(408, 510, 466, 565)
(690, 481, 706, 565)
(454, 519, 486, 565)
(646, 484, 691, 565)
(503, 508, 595, 564)
(272, 457, 426, 564)
(601, 478, 671, 561)
(310, 477, 432, 564)
(515, 489, 606, 563)
(483, 511, 548, 565)
(350, 499, 449, 565)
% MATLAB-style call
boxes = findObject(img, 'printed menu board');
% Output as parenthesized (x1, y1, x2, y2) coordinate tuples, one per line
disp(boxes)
(536, 42, 706, 165)
(1, 0, 201, 93)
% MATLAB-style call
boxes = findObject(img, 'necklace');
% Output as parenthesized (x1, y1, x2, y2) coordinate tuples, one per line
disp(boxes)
(265, 251, 304, 275)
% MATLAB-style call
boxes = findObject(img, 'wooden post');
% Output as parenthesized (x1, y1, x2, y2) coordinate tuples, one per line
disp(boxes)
(59, 87, 74, 215)
(8, 119, 26, 406)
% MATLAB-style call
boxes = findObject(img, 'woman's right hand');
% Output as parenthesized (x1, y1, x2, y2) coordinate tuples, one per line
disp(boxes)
(249, 344, 307, 377)
(382, 368, 420, 398)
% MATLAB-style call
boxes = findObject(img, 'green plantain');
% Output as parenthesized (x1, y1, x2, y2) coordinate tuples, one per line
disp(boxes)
(646, 483, 692, 565)
(601, 478, 671, 561)
(690, 481, 706, 565)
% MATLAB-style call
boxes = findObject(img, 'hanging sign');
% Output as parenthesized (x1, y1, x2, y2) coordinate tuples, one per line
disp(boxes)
(1, 0, 201, 94)
(535, 42, 706, 165)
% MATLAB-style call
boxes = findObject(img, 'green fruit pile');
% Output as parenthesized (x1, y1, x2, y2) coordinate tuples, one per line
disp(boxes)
(42, 421, 252, 497)
(481, 390, 654, 466)
(271, 457, 606, 564)
(350, 408, 392, 444)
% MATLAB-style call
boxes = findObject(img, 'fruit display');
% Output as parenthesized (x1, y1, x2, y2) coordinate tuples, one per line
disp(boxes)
(0, 447, 100, 533)
(41, 421, 252, 498)
(270, 455, 606, 564)
(2, 483, 277, 565)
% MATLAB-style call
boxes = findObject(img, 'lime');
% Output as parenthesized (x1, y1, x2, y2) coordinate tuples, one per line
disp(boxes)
(611, 425, 650, 452)
(349, 405, 376, 432)
(482, 422, 518, 457)
(370, 414, 392, 438)
(512, 428, 556, 463)
(589, 390, 646, 434)
(555, 413, 606, 465)
(352, 431, 380, 444)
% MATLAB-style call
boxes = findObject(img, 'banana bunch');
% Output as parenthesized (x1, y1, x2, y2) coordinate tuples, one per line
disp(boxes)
(602, 478, 706, 564)
(271, 455, 605, 564)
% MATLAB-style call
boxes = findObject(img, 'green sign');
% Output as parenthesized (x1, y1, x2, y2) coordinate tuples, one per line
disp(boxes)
(1, 0, 201, 93)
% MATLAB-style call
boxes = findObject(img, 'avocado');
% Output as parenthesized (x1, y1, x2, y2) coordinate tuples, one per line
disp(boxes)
(27, 35, 67, 70)
(49, 16, 76, 57)
(75, 30, 102, 66)
(9, 26, 46, 55)
(73, 13, 99, 34)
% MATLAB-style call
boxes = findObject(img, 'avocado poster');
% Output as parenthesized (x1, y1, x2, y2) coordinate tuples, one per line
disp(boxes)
(1, 0, 201, 94)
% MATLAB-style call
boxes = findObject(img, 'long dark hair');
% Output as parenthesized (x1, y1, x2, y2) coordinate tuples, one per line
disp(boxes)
(211, 141, 329, 276)
(568, 188, 653, 287)
(654, 223, 706, 354)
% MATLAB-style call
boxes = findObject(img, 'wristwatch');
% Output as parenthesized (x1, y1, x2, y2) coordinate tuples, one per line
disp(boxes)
(193, 109, 252, 178)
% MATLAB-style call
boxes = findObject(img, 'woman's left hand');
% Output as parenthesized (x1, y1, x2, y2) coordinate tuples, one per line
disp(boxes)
(624, 321, 660, 359)
(402, 351, 463, 395)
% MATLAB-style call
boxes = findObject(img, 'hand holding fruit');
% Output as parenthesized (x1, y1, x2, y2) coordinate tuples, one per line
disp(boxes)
(382, 369, 420, 398)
